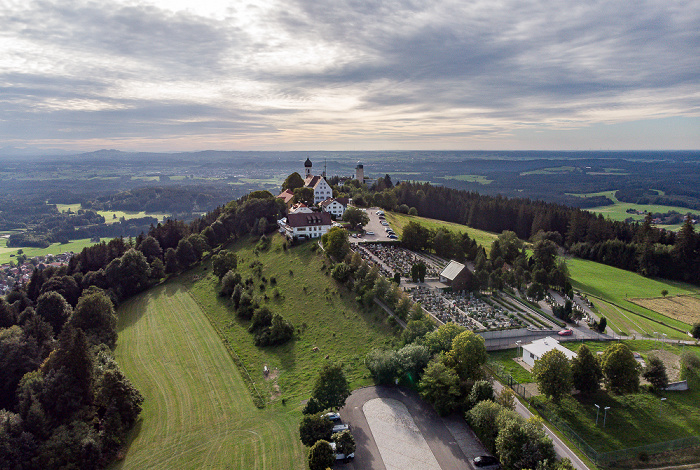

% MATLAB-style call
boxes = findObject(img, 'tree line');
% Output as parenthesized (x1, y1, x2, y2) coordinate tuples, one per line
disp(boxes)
(330, 179, 700, 285)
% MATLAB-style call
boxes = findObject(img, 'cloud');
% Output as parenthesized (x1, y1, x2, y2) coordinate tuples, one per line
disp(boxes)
(0, 0, 698, 150)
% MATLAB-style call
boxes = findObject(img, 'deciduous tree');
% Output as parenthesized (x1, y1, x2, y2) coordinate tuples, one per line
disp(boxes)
(308, 439, 335, 470)
(533, 349, 572, 402)
(299, 414, 333, 447)
(447, 331, 487, 382)
(418, 356, 461, 416)
(601, 343, 639, 394)
(643, 355, 669, 392)
(571, 344, 602, 395)
(311, 363, 350, 411)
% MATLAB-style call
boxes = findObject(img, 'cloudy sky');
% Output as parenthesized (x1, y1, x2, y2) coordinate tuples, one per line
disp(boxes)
(1, 0, 699, 152)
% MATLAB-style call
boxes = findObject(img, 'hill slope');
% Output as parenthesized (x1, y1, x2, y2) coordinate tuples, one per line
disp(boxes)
(113, 281, 305, 470)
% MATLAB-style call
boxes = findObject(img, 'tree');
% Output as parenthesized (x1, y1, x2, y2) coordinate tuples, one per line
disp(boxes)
(308, 440, 335, 470)
(299, 413, 333, 446)
(149, 258, 165, 279)
(293, 187, 314, 206)
(595, 316, 607, 333)
(691, 322, 700, 339)
(365, 349, 400, 384)
(495, 414, 556, 470)
(115, 248, 151, 296)
(396, 343, 431, 381)
(418, 356, 461, 416)
(402, 221, 431, 251)
(212, 250, 238, 280)
(281, 172, 305, 192)
(571, 345, 602, 395)
(321, 227, 350, 260)
(36, 291, 72, 334)
(220, 270, 242, 297)
(661, 289, 669, 298)
(532, 349, 572, 403)
(137, 236, 163, 263)
(467, 400, 503, 454)
(164, 247, 178, 274)
(342, 206, 369, 230)
(311, 363, 350, 410)
(175, 238, 197, 270)
(496, 387, 516, 411)
(601, 343, 639, 394)
(643, 355, 669, 392)
(447, 331, 487, 382)
(467, 380, 495, 409)
(0, 326, 40, 410)
(332, 429, 356, 457)
(67, 290, 117, 347)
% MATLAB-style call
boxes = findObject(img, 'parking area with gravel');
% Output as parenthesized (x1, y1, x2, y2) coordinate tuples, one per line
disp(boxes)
(339, 386, 486, 470)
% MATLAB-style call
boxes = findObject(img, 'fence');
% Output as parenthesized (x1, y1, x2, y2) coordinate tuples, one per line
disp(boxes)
(486, 363, 700, 466)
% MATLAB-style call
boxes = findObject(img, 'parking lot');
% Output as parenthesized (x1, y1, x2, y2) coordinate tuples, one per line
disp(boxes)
(338, 386, 486, 470)
(350, 207, 397, 243)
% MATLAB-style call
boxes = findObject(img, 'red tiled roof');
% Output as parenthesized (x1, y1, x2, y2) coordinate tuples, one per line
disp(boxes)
(276, 189, 295, 203)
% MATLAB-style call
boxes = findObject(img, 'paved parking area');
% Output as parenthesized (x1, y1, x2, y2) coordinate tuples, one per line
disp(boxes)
(350, 207, 396, 243)
(338, 386, 485, 470)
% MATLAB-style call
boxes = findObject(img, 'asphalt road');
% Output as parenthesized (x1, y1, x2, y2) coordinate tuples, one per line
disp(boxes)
(338, 386, 482, 470)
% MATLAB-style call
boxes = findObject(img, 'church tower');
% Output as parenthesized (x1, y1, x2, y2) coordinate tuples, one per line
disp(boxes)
(355, 161, 364, 182)
(304, 157, 312, 178)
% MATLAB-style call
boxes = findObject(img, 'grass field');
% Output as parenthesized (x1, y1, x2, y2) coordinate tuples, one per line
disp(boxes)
(187, 234, 398, 404)
(113, 281, 306, 470)
(488, 348, 534, 383)
(438, 174, 493, 185)
(0, 238, 102, 265)
(55, 203, 169, 224)
(385, 212, 499, 253)
(566, 257, 698, 339)
(569, 190, 692, 231)
(535, 342, 700, 453)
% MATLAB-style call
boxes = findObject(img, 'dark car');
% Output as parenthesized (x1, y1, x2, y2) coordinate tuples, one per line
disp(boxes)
(473, 455, 500, 469)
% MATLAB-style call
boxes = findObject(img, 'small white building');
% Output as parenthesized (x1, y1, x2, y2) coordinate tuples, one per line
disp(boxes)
(319, 197, 349, 218)
(282, 212, 332, 240)
(289, 202, 313, 214)
(521, 336, 577, 368)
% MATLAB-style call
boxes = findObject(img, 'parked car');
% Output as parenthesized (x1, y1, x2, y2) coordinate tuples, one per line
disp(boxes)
(330, 442, 355, 460)
(388, 234, 398, 239)
(366, 231, 375, 235)
(323, 412, 341, 421)
(558, 328, 573, 336)
(332, 424, 349, 433)
(473, 455, 500, 469)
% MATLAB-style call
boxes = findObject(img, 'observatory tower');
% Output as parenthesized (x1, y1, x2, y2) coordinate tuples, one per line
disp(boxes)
(355, 161, 364, 182)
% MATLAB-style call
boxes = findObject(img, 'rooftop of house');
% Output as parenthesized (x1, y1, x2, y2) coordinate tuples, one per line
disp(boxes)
(286, 211, 332, 227)
(440, 260, 467, 280)
(276, 189, 295, 203)
(522, 336, 577, 361)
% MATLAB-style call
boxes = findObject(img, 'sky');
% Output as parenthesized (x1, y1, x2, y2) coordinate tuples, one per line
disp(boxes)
(1, 0, 699, 152)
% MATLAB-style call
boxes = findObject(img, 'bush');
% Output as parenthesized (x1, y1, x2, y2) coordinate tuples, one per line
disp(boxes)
(220, 270, 242, 297)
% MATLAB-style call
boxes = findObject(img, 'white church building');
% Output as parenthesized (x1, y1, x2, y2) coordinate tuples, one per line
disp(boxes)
(303, 158, 333, 204)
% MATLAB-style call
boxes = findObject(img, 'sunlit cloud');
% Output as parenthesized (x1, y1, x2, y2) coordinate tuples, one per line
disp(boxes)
(0, 0, 698, 151)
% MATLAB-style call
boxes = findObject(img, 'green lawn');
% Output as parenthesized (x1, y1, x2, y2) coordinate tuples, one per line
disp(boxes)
(566, 257, 698, 339)
(385, 212, 499, 253)
(0, 238, 102, 265)
(488, 348, 534, 383)
(187, 233, 398, 404)
(113, 281, 305, 470)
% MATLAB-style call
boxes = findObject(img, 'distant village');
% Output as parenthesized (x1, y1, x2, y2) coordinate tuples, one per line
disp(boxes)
(0, 250, 74, 295)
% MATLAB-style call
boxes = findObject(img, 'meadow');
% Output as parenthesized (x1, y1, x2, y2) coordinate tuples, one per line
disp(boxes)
(569, 190, 692, 231)
(385, 211, 499, 254)
(0, 237, 102, 265)
(566, 257, 698, 339)
(187, 234, 398, 404)
(55, 203, 169, 225)
(113, 282, 305, 470)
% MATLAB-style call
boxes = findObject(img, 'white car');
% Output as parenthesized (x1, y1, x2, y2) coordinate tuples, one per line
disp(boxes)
(365, 231, 375, 235)
(323, 412, 341, 421)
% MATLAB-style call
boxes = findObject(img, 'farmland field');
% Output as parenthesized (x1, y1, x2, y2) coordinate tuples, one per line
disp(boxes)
(629, 295, 700, 325)
(0, 237, 103, 265)
(55, 203, 169, 224)
(113, 281, 305, 470)
(569, 190, 691, 231)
